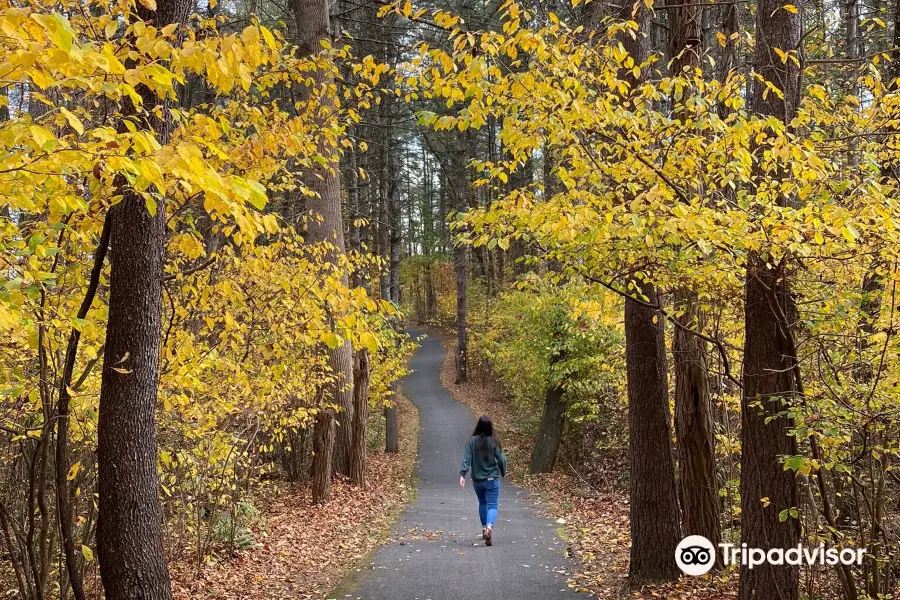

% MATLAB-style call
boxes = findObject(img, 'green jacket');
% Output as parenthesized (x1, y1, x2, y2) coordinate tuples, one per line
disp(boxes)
(460, 435, 507, 481)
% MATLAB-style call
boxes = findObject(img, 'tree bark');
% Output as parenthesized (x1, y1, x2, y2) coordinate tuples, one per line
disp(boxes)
(425, 261, 436, 319)
(739, 0, 802, 595)
(672, 298, 721, 547)
(739, 257, 801, 600)
(350, 348, 371, 485)
(615, 2, 682, 585)
(96, 1, 189, 598)
(668, 0, 721, 551)
(529, 382, 566, 474)
(291, 0, 355, 479)
(389, 146, 401, 304)
(384, 401, 399, 454)
(449, 147, 469, 384)
(311, 408, 335, 503)
(625, 283, 683, 585)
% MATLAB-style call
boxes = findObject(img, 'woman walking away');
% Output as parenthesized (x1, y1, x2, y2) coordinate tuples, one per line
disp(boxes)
(459, 416, 507, 546)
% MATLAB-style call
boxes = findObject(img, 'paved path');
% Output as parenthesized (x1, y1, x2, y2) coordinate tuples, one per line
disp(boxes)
(334, 329, 582, 600)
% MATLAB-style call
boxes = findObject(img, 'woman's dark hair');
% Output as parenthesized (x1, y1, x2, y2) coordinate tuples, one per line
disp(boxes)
(472, 416, 501, 461)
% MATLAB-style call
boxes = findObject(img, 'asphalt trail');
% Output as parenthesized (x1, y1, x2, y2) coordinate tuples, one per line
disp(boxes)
(335, 329, 583, 600)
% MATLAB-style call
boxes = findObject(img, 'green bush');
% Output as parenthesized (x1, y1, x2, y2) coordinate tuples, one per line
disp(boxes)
(471, 275, 627, 447)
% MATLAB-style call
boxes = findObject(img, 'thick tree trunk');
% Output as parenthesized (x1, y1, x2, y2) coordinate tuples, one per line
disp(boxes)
(529, 383, 565, 474)
(616, 2, 682, 585)
(625, 284, 682, 585)
(739, 256, 800, 600)
(97, 119, 174, 600)
(96, 1, 188, 598)
(739, 0, 802, 595)
(350, 349, 371, 485)
(326, 343, 354, 476)
(311, 409, 335, 503)
(292, 0, 354, 479)
(673, 297, 721, 548)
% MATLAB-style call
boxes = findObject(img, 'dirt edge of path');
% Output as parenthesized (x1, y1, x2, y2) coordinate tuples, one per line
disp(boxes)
(170, 390, 420, 600)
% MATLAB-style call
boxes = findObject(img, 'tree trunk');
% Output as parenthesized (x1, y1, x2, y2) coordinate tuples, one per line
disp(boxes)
(425, 261, 436, 319)
(450, 148, 469, 384)
(389, 146, 401, 304)
(311, 409, 335, 503)
(625, 283, 682, 585)
(96, 1, 189, 598)
(292, 0, 355, 479)
(99, 126, 174, 600)
(350, 349, 371, 485)
(616, 1, 682, 585)
(673, 297, 721, 548)
(739, 256, 800, 600)
(454, 241, 468, 384)
(529, 382, 565, 474)
(739, 0, 802, 595)
(384, 401, 399, 454)
(668, 0, 721, 551)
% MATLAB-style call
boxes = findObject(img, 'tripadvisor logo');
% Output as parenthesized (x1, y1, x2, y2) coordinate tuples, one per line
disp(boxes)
(675, 536, 866, 576)
(676, 535, 717, 576)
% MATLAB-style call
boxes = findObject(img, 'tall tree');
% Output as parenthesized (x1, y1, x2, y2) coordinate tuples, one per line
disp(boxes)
(619, 2, 682, 585)
(291, 0, 355, 491)
(449, 139, 469, 383)
(668, 0, 722, 551)
(739, 0, 802, 596)
(625, 283, 683, 585)
(96, 0, 190, 597)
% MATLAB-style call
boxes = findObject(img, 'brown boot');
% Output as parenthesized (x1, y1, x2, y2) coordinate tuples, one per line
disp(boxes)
(485, 525, 493, 546)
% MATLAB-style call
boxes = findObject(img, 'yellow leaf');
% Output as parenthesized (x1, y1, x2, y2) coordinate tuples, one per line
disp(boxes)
(322, 332, 342, 348)
(29, 125, 55, 149)
(360, 332, 379, 353)
(67, 462, 81, 481)
(60, 107, 84, 135)
(31, 12, 74, 52)
(139, 0, 157, 10)
(783, 3, 798, 13)
(81, 545, 94, 562)
(104, 19, 118, 38)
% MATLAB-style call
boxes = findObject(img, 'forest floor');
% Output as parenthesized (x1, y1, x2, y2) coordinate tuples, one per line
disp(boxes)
(168, 392, 420, 600)
(426, 325, 739, 600)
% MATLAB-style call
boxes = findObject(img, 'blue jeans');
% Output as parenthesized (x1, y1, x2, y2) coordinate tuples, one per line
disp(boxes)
(473, 479, 500, 528)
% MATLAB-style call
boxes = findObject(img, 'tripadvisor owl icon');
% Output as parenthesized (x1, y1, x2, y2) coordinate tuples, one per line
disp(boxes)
(675, 535, 716, 576)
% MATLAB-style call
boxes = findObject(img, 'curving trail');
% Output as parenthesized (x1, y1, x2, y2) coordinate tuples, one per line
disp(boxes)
(335, 329, 582, 600)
